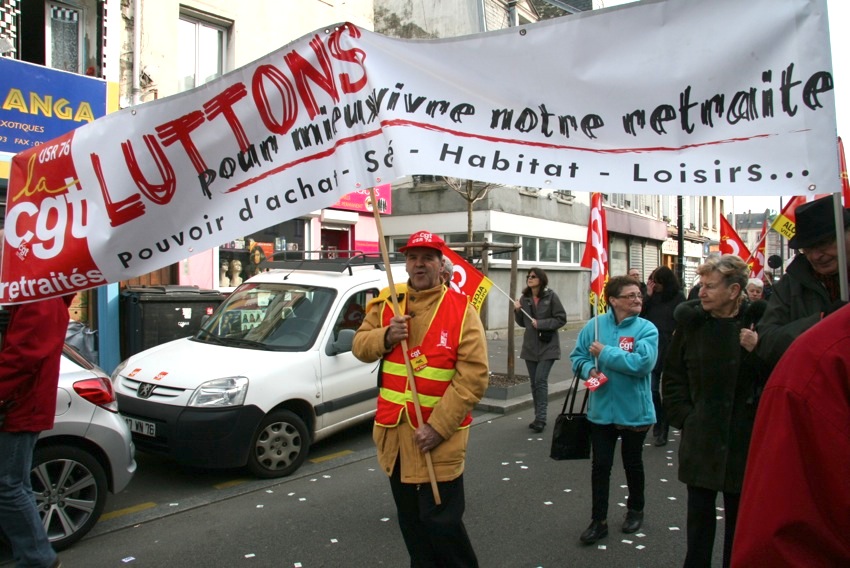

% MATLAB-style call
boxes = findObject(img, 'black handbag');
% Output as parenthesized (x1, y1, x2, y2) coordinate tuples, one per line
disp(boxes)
(549, 375, 591, 460)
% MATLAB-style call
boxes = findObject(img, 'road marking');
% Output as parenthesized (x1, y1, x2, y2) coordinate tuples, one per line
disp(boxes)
(310, 449, 353, 463)
(98, 502, 157, 521)
(214, 479, 249, 490)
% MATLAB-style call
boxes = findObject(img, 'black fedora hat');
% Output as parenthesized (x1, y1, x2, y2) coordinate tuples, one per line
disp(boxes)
(788, 196, 850, 249)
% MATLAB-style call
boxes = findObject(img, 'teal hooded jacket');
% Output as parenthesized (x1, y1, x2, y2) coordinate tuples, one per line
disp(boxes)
(570, 310, 658, 428)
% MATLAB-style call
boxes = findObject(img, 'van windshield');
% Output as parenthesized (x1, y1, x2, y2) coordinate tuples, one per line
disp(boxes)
(195, 283, 336, 351)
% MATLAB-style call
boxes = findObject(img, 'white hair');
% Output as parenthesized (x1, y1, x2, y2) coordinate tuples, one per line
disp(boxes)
(747, 277, 764, 289)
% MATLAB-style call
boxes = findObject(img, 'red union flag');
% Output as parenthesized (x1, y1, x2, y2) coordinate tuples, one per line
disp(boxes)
(442, 247, 492, 313)
(750, 219, 768, 279)
(580, 193, 609, 314)
(720, 215, 752, 261)
(839, 137, 850, 206)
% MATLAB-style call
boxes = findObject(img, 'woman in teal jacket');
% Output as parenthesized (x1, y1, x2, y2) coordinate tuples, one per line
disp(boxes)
(570, 275, 658, 545)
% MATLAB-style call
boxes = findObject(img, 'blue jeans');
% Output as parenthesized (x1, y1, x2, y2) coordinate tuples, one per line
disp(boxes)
(0, 432, 57, 567)
(525, 359, 555, 424)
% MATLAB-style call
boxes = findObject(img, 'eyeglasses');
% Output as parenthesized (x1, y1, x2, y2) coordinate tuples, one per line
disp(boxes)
(615, 293, 643, 301)
(526, 275, 538, 280)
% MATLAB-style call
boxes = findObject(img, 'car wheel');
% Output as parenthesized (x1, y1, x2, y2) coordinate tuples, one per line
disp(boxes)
(31, 445, 108, 551)
(247, 409, 310, 478)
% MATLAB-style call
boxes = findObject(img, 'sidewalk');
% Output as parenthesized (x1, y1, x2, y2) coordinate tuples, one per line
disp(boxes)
(477, 322, 585, 414)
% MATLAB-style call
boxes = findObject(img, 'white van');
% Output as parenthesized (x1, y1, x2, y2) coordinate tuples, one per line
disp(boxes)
(112, 253, 407, 478)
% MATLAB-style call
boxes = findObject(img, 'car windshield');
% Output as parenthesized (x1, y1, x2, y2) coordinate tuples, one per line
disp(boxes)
(195, 283, 336, 351)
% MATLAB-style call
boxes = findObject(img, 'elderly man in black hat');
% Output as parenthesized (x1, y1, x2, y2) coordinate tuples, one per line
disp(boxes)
(757, 196, 850, 367)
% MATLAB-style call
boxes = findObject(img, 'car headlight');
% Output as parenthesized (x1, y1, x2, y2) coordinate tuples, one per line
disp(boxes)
(188, 377, 249, 408)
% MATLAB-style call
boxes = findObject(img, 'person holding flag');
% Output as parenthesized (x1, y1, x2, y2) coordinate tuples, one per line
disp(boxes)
(570, 275, 658, 544)
(513, 268, 567, 433)
(352, 230, 488, 567)
(758, 196, 850, 367)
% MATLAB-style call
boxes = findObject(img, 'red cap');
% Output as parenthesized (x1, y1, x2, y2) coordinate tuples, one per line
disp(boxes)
(398, 231, 445, 253)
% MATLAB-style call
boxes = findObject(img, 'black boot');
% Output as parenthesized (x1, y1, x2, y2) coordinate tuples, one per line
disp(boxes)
(622, 509, 644, 533)
(654, 424, 668, 446)
(580, 520, 608, 544)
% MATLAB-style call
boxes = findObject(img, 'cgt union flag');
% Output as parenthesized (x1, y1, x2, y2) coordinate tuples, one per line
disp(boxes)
(442, 247, 493, 313)
(719, 215, 752, 260)
(580, 193, 609, 315)
(750, 219, 768, 279)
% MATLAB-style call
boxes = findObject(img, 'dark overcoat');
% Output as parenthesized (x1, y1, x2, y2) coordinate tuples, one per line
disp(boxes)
(515, 288, 567, 362)
(662, 299, 768, 493)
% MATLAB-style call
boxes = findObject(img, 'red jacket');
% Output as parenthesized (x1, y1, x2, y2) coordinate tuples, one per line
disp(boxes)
(0, 296, 72, 432)
(732, 305, 850, 567)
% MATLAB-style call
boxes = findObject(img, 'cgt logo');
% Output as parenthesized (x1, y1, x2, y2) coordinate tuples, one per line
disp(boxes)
(619, 336, 634, 352)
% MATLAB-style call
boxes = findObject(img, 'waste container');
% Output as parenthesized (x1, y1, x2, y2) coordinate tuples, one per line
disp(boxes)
(120, 285, 226, 360)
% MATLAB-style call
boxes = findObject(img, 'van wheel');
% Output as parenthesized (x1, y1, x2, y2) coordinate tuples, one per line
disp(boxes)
(31, 445, 108, 550)
(247, 409, 310, 478)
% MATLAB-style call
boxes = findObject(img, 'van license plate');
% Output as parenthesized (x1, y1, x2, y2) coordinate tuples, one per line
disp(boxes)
(125, 417, 156, 437)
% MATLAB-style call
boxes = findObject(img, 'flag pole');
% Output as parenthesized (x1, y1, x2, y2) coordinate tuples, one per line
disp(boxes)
(368, 187, 441, 505)
(832, 191, 848, 301)
(488, 280, 534, 321)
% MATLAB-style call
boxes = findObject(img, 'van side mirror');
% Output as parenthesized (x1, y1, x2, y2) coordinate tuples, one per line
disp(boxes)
(329, 329, 355, 355)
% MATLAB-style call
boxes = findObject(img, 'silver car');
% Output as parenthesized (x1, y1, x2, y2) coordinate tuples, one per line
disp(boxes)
(31, 344, 137, 550)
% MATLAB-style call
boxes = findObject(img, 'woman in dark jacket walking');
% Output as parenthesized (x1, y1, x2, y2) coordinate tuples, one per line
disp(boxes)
(662, 255, 769, 568)
(514, 267, 567, 432)
(640, 266, 685, 446)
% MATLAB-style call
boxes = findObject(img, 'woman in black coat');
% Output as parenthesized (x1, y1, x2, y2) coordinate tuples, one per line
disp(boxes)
(513, 267, 567, 433)
(662, 255, 768, 568)
(640, 266, 685, 446)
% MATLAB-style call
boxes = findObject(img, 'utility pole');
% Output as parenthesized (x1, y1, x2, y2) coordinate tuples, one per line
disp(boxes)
(677, 195, 685, 284)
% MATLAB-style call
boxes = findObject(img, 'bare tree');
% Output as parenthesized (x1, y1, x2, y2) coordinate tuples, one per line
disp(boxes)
(442, 177, 495, 254)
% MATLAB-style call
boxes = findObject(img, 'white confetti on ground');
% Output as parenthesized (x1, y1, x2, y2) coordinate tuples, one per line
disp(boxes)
(288, 492, 295, 496)
(169, 503, 179, 507)
(323, 475, 331, 479)
(521, 465, 528, 470)
(299, 498, 307, 502)
(598, 545, 607, 550)
(617, 502, 626, 507)
(256, 505, 264, 508)
(502, 477, 511, 481)
(381, 517, 390, 522)
(622, 539, 633, 544)
(669, 526, 681, 531)
(294, 563, 303, 567)
(636, 533, 646, 538)
(502, 462, 509, 465)
(330, 538, 338, 543)
(636, 545, 646, 550)
(266, 490, 274, 494)
(544, 501, 553, 505)
(620, 484, 628, 488)
(716, 516, 724, 520)
(668, 496, 677, 500)
(121, 558, 135, 563)
(564, 489, 572, 493)
(245, 553, 255, 558)
(660, 479, 668, 482)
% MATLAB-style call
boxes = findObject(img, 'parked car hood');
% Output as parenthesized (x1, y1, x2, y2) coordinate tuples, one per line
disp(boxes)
(118, 338, 318, 389)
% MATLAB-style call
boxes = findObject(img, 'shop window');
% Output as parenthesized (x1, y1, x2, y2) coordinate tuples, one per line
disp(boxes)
(178, 10, 229, 92)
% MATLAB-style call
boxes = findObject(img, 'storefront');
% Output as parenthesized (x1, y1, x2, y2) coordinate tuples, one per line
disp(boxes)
(180, 184, 392, 291)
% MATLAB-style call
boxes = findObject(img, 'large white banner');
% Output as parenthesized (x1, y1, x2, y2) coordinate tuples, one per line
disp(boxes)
(0, 0, 838, 303)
